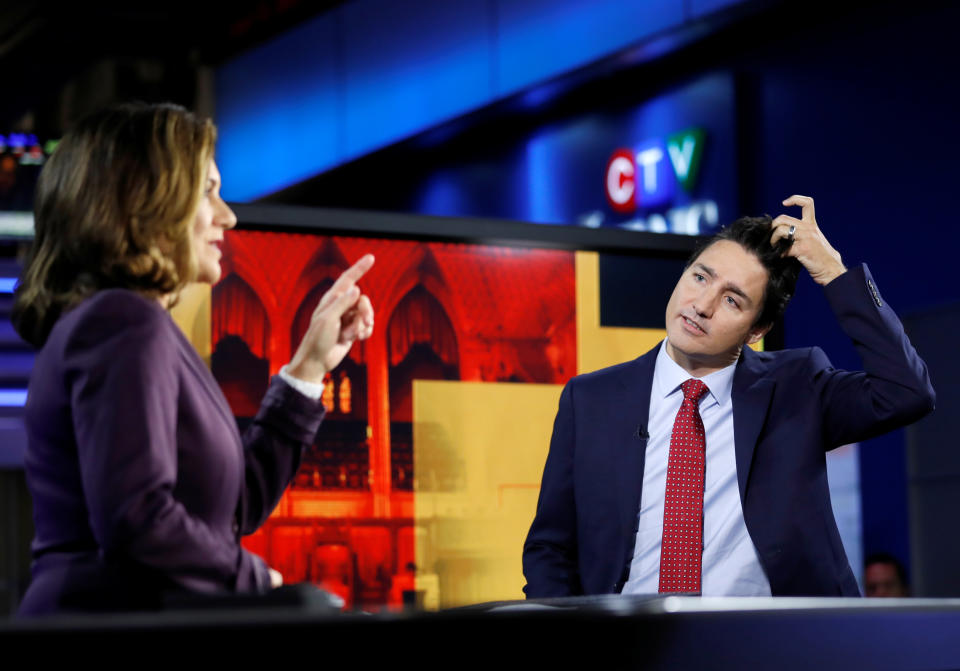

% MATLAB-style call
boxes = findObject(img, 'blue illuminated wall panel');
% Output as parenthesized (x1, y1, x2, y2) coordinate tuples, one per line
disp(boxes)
(216, 13, 341, 200)
(408, 73, 737, 234)
(215, 0, 751, 202)
(341, 0, 494, 159)
(690, 0, 745, 19)
(495, 0, 682, 96)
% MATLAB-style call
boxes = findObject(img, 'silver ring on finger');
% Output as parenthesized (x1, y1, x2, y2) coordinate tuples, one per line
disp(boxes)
(787, 224, 796, 240)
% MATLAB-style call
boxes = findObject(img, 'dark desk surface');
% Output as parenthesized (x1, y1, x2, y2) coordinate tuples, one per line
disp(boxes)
(5, 595, 960, 669)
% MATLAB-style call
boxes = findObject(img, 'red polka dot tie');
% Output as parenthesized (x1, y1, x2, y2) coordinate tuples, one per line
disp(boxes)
(659, 378, 709, 594)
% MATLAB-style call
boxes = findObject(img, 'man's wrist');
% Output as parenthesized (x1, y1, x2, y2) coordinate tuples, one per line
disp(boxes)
(816, 262, 848, 287)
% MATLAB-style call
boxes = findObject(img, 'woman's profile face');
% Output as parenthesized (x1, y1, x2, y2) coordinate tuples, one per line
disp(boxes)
(191, 160, 237, 284)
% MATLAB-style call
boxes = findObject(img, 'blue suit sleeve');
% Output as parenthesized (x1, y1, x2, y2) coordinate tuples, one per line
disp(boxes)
(523, 381, 583, 598)
(813, 264, 935, 448)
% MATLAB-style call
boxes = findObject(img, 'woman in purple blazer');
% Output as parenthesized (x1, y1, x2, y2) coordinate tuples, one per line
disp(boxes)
(12, 103, 375, 615)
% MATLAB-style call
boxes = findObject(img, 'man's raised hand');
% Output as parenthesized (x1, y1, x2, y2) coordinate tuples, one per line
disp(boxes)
(771, 195, 846, 286)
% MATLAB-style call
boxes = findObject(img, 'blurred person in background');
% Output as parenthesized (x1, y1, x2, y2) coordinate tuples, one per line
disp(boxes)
(12, 103, 375, 616)
(864, 553, 909, 598)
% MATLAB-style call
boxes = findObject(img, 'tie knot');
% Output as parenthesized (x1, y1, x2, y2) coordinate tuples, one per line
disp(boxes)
(681, 378, 709, 403)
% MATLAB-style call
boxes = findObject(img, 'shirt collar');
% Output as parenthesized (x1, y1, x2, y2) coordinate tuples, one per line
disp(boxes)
(654, 339, 736, 407)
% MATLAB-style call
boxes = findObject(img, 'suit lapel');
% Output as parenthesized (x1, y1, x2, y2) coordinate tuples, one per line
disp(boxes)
(732, 348, 776, 503)
(167, 316, 243, 437)
(615, 345, 659, 549)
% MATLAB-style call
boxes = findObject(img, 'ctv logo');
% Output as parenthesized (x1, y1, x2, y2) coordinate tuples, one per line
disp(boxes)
(605, 128, 705, 214)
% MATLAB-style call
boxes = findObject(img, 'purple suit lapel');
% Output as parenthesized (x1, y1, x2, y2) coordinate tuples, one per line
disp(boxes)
(168, 320, 241, 438)
(165, 318, 248, 527)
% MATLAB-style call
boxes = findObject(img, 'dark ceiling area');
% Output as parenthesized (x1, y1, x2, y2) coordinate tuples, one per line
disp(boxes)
(0, 0, 347, 135)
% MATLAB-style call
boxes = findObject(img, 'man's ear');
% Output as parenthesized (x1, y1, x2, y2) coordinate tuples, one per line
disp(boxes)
(745, 323, 772, 346)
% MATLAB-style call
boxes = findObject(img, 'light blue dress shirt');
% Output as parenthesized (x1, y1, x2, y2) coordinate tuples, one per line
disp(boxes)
(622, 340, 771, 596)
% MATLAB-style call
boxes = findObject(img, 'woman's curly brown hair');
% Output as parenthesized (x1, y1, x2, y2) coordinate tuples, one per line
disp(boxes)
(13, 103, 216, 347)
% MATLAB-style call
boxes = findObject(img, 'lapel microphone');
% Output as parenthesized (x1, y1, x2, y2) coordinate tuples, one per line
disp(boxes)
(634, 424, 649, 440)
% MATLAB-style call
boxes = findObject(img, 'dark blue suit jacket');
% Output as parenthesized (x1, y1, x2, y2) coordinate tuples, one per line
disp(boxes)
(523, 265, 935, 597)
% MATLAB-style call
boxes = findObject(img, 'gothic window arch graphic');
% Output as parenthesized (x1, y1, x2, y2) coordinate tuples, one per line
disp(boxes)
(213, 273, 271, 359)
(288, 238, 352, 324)
(212, 273, 271, 417)
(388, 285, 460, 490)
(291, 276, 370, 492)
(388, 285, 460, 419)
(211, 229, 580, 610)
(333, 358, 365, 418)
(290, 278, 334, 357)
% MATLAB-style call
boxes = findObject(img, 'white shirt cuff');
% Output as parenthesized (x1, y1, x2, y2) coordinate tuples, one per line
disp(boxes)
(278, 364, 325, 400)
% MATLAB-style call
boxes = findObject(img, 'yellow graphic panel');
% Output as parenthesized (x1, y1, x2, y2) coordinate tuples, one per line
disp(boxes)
(413, 380, 562, 608)
(170, 283, 212, 364)
(576, 250, 666, 374)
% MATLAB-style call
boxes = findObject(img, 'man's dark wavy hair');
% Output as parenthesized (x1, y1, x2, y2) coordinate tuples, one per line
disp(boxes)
(686, 215, 802, 329)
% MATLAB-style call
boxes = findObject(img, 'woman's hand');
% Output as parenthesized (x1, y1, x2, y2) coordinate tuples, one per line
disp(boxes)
(287, 254, 375, 384)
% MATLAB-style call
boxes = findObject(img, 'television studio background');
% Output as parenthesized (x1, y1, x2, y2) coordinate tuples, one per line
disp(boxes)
(0, 0, 957, 617)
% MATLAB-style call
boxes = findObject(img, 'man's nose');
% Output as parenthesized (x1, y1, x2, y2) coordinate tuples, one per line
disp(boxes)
(694, 289, 720, 318)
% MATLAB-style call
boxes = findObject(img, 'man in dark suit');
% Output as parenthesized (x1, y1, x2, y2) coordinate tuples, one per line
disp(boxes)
(523, 195, 935, 597)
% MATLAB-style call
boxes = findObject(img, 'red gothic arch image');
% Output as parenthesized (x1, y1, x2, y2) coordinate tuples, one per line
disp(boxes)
(213, 230, 575, 609)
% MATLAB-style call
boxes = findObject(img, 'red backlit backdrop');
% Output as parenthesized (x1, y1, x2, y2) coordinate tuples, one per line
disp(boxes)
(212, 230, 575, 609)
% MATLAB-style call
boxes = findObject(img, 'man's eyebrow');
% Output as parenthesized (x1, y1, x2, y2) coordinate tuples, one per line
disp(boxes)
(693, 262, 754, 305)
(724, 283, 752, 305)
(693, 262, 715, 278)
